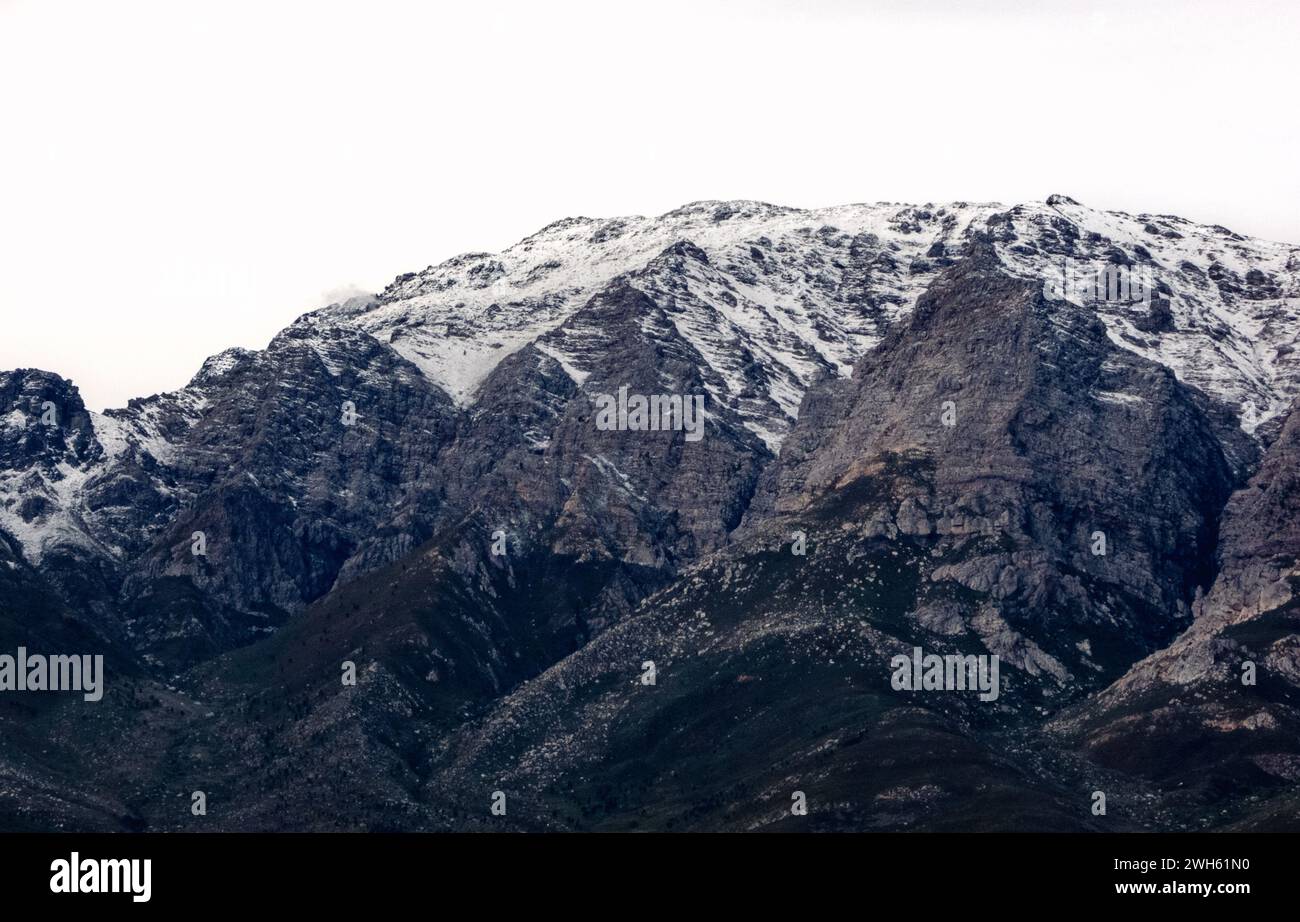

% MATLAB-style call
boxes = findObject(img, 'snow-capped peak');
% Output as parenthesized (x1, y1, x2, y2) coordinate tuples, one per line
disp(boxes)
(994, 198, 1300, 435)
(312, 199, 1004, 414)
(309, 197, 1298, 449)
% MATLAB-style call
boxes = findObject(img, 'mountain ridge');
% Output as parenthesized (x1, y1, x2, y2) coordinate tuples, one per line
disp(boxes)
(2, 195, 1298, 832)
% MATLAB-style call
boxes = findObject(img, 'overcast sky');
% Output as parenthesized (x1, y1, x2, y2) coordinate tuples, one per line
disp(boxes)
(2, 0, 1296, 411)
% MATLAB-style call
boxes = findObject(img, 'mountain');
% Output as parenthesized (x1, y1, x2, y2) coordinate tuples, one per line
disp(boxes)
(1, 196, 1298, 831)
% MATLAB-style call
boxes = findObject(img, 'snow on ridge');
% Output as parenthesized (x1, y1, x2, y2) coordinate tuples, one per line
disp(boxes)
(995, 199, 1300, 435)
(534, 343, 590, 387)
(0, 435, 106, 566)
(319, 199, 1006, 417)
(6, 197, 1297, 574)
(310, 194, 1300, 445)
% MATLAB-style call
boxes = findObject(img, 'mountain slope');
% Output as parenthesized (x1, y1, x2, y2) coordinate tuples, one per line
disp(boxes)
(404, 244, 1254, 831)
(2, 196, 1299, 832)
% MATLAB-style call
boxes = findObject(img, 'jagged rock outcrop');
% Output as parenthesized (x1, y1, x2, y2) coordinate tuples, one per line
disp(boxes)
(0, 370, 130, 636)
(742, 241, 1245, 683)
(117, 322, 460, 665)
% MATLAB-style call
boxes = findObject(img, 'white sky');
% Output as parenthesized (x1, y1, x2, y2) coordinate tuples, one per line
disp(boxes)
(2, 0, 1297, 411)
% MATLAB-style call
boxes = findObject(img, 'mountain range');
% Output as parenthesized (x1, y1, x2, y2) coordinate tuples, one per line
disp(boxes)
(2, 195, 1298, 831)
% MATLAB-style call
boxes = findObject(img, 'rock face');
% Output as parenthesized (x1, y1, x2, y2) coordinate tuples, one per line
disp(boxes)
(755, 240, 1251, 675)
(4, 323, 462, 668)
(1, 196, 1299, 832)
(402, 245, 1255, 831)
(1208, 403, 1300, 619)
(1053, 400, 1300, 830)
(0, 371, 126, 634)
